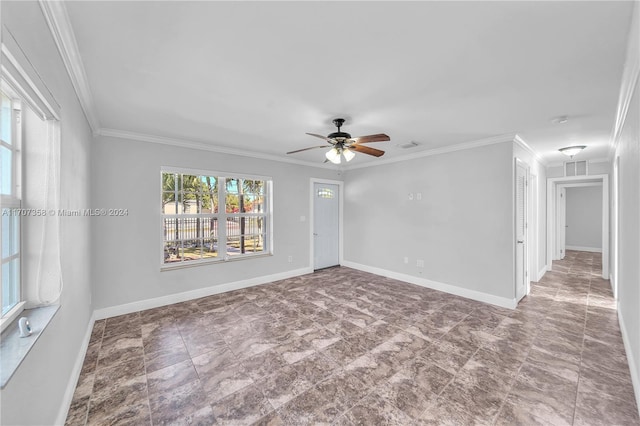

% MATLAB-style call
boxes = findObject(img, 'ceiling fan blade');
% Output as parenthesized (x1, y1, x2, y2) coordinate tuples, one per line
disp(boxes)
(350, 144, 385, 157)
(306, 133, 332, 141)
(350, 133, 390, 144)
(286, 145, 328, 154)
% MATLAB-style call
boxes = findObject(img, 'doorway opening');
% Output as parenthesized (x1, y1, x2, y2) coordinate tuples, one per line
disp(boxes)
(310, 179, 343, 271)
(546, 174, 609, 280)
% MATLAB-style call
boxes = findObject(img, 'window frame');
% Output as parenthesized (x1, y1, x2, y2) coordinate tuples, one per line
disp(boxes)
(1, 83, 24, 330)
(160, 167, 273, 270)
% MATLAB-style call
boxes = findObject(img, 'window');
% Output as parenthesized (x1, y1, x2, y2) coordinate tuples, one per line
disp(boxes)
(161, 169, 271, 267)
(1, 89, 22, 319)
(317, 187, 335, 199)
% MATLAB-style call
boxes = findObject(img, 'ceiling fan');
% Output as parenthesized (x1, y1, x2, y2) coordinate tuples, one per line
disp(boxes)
(286, 118, 390, 164)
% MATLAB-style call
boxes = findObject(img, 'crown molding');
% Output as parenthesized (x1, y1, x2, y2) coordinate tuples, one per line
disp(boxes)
(344, 133, 523, 171)
(39, 0, 100, 132)
(96, 128, 337, 170)
(610, 2, 640, 159)
(514, 134, 547, 166)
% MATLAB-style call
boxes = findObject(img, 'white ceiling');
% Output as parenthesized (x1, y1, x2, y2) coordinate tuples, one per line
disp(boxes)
(64, 1, 633, 167)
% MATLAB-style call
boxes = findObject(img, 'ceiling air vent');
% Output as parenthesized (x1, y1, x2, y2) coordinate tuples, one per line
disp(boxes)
(397, 141, 419, 149)
(565, 160, 588, 177)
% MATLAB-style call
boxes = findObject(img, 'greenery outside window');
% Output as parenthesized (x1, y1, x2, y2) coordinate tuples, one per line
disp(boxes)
(161, 168, 271, 267)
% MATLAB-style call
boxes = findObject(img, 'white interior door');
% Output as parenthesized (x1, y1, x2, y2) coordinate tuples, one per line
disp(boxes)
(515, 161, 528, 301)
(556, 186, 566, 259)
(313, 183, 339, 270)
(529, 174, 538, 285)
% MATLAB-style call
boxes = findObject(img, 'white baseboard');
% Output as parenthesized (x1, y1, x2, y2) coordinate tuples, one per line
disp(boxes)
(537, 265, 548, 282)
(617, 302, 640, 418)
(55, 311, 96, 426)
(566, 245, 602, 253)
(94, 267, 313, 320)
(341, 261, 517, 309)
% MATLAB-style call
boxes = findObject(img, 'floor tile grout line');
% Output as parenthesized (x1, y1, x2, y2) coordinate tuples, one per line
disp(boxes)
(81, 321, 106, 426)
(489, 312, 543, 425)
(67, 253, 632, 425)
(139, 320, 154, 426)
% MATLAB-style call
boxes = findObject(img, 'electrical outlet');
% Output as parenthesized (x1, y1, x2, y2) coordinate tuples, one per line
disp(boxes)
(417, 259, 424, 268)
(288, 255, 293, 263)
(404, 257, 409, 264)
(408, 193, 414, 201)
(416, 192, 422, 201)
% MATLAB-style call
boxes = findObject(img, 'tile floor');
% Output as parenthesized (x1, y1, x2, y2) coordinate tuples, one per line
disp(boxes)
(66, 250, 639, 425)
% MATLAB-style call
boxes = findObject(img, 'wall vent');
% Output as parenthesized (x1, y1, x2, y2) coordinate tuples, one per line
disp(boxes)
(564, 160, 588, 176)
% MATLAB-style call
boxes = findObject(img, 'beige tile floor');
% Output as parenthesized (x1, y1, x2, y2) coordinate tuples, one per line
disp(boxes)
(66, 250, 639, 425)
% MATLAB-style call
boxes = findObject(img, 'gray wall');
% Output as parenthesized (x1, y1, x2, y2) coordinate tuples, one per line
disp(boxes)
(91, 136, 340, 310)
(612, 3, 640, 411)
(0, 2, 94, 425)
(343, 141, 515, 300)
(565, 186, 602, 250)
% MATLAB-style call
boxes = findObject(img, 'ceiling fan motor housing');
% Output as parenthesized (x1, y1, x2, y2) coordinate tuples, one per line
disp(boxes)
(328, 131, 351, 140)
(328, 118, 351, 140)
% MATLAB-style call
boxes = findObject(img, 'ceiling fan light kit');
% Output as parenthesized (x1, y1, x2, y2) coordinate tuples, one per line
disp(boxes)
(287, 118, 390, 163)
(342, 147, 355, 162)
(325, 147, 341, 164)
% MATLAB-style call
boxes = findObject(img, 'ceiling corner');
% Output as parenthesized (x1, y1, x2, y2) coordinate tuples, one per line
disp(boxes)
(39, 0, 100, 132)
(514, 134, 547, 166)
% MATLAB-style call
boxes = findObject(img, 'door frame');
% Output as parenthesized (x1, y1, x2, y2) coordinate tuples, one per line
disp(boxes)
(514, 158, 530, 301)
(309, 178, 344, 270)
(556, 186, 567, 259)
(529, 174, 538, 285)
(546, 174, 609, 279)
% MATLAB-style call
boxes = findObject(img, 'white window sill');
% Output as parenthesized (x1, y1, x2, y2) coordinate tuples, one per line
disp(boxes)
(0, 304, 60, 389)
(161, 252, 273, 271)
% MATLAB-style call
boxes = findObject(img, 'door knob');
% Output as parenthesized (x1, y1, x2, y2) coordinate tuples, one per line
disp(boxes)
(517, 240, 524, 244)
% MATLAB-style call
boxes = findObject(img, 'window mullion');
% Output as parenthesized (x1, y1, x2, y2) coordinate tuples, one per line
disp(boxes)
(218, 177, 227, 259)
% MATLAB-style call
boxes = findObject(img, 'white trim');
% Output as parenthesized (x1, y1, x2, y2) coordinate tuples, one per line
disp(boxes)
(95, 129, 546, 175)
(38, 0, 99, 132)
(1, 30, 60, 120)
(345, 133, 522, 171)
(565, 245, 602, 253)
(98, 128, 335, 170)
(536, 265, 547, 282)
(618, 302, 640, 418)
(560, 182, 603, 189)
(161, 166, 272, 183)
(93, 267, 312, 320)
(0, 302, 25, 334)
(601, 174, 609, 279)
(55, 312, 95, 426)
(342, 261, 517, 310)
(309, 178, 344, 270)
(514, 135, 547, 166)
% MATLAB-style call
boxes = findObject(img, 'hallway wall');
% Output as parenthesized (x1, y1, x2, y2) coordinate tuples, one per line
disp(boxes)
(610, 1, 640, 413)
(565, 185, 603, 251)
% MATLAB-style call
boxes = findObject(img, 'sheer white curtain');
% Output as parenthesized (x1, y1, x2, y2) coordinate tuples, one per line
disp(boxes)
(3, 28, 63, 307)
